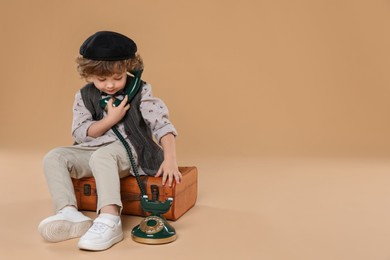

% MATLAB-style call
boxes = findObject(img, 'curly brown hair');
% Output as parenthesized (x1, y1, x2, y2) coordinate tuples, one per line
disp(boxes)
(76, 53, 144, 79)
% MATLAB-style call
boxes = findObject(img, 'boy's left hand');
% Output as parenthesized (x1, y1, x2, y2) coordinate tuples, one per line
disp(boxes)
(155, 159, 182, 187)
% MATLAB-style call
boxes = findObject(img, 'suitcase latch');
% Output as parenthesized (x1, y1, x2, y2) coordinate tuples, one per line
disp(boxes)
(151, 185, 159, 201)
(83, 184, 92, 196)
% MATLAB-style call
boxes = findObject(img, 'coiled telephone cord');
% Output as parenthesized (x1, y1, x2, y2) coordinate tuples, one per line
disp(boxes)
(111, 126, 146, 197)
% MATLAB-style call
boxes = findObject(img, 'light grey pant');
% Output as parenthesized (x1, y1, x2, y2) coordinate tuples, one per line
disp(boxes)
(43, 140, 141, 214)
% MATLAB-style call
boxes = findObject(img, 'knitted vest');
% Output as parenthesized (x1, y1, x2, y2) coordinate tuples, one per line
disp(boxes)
(80, 76, 164, 176)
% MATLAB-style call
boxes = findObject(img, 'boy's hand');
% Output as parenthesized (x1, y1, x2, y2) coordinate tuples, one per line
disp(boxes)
(155, 159, 182, 187)
(106, 95, 130, 125)
(86, 95, 130, 138)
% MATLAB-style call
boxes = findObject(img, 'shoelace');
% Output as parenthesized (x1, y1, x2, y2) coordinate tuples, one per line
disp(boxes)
(89, 222, 108, 234)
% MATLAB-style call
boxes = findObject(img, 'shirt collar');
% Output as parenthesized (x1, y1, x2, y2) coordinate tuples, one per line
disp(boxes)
(101, 89, 126, 96)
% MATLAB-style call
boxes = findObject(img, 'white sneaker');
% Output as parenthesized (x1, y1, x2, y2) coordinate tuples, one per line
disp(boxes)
(38, 208, 92, 243)
(78, 215, 123, 251)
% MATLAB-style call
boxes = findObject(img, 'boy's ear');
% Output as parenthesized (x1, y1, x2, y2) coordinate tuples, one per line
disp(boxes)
(86, 75, 96, 83)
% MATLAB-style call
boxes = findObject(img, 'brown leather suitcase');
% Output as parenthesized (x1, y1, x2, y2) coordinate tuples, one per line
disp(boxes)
(71, 166, 198, 221)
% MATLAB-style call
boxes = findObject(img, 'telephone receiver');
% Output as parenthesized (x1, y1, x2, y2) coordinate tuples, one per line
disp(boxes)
(99, 70, 143, 110)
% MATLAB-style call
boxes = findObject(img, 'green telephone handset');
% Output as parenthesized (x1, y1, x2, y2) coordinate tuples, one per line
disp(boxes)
(99, 70, 143, 109)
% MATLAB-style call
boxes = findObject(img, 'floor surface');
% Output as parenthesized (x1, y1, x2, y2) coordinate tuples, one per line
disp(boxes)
(1, 150, 390, 260)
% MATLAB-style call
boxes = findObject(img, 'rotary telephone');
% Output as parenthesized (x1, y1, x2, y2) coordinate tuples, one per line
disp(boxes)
(100, 70, 176, 244)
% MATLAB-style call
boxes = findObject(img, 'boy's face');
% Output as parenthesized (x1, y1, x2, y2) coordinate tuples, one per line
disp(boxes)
(90, 72, 127, 95)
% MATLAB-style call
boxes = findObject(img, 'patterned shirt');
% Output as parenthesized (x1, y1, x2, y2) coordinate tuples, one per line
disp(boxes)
(71, 82, 177, 147)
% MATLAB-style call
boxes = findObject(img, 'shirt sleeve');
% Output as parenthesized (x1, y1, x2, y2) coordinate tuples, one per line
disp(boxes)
(71, 91, 96, 143)
(139, 83, 178, 143)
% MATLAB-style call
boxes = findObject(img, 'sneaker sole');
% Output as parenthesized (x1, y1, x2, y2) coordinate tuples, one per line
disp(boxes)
(38, 220, 92, 243)
(78, 232, 124, 251)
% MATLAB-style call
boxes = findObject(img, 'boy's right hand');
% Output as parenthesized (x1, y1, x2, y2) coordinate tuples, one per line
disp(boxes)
(87, 95, 130, 138)
(106, 95, 130, 125)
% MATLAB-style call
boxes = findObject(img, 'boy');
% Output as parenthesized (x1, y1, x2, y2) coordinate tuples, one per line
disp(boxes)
(38, 31, 181, 251)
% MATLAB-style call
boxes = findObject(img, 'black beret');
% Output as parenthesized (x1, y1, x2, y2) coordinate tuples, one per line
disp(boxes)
(79, 31, 137, 61)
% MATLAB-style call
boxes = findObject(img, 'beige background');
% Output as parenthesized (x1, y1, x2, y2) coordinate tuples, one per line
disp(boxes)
(1, 0, 390, 259)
